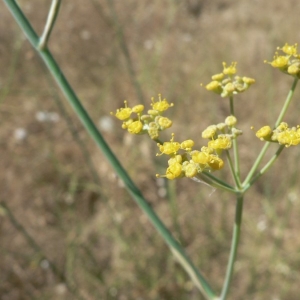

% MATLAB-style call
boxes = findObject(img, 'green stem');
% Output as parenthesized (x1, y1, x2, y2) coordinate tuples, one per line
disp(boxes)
(3, 1, 216, 298)
(242, 141, 270, 186)
(242, 145, 285, 192)
(275, 77, 298, 127)
(232, 138, 241, 187)
(167, 180, 184, 243)
(38, 0, 61, 50)
(225, 150, 240, 189)
(229, 96, 241, 187)
(220, 194, 244, 300)
(229, 96, 234, 116)
(201, 172, 237, 194)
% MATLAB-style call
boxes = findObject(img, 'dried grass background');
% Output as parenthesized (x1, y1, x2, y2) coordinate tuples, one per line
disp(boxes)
(1, 0, 300, 299)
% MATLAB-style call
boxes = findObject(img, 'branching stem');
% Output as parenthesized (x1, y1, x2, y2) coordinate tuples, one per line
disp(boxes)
(38, 0, 61, 50)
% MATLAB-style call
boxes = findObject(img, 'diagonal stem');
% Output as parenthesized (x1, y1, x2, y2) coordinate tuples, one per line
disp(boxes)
(3, 1, 216, 298)
(242, 145, 285, 192)
(274, 77, 298, 127)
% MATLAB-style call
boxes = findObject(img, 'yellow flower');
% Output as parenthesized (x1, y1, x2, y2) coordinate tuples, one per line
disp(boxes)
(225, 115, 237, 126)
(270, 54, 289, 68)
(180, 139, 195, 151)
(279, 43, 298, 55)
(148, 128, 159, 140)
(128, 120, 143, 134)
(157, 134, 181, 156)
(256, 125, 272, 140)
(222, 62, 237, 75)
(113, 94, 175, 140)
(148, 109, 160, 116)
(156, 116, 172, 129)
(168, 155, 183, 165)
(266, 43, 300, 77)
(202, 125, 217, 139)
(205, 62, 255, 98)
(288, 63, 300, 75)
(224, 82, 235, 93)
(208, 136, 232, 150)
(165, 162, 183, 179)
(151, 94, 174, 112)
(207, 155, 224, 170)
(211, 73, 225, 81)
(182, 161, 198, 178)
(216, 123, 227, 131)
(111, 100, 132, 120)
(201, 146, 213, 154)
(277, 129, 300, 147)
(276, 122, 289, 131)
(256, 122, 300, 147)
(242, 77, 256, 85)
(122, 119, 133, 129)
(205, 81, 222, 94)
(231, 128, 243, 137)
(191, 151, 209, 165)
(132, 104, 144, 113)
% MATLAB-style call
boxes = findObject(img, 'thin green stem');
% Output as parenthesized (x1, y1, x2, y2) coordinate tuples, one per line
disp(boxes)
(3, 1, 216, 298)
(225, 150, 240, 189)
(167, 179, 184, 243)
(229, 96, 241, 187)
(242, 141, 270, 186)
(232, 138, 241, 187)
(200, 172, 237, 194)
(275, 77, 298, 127)
(220, 194, 244, 300)
(242, 145, 285, 192)
(38, 0, 61, 50)
(229, 96, 234, 116)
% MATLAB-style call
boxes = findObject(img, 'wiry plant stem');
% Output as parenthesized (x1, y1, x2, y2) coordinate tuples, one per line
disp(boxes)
(3, 0, 217, 298)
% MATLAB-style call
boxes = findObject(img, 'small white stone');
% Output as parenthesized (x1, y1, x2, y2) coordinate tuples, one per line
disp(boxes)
(35, 111, 60, 123)
(98, 116, 114, 132)
(14, 128, 28, 141)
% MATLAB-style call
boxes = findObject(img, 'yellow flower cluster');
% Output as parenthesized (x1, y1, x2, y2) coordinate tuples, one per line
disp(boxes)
(201, 115, 242, 153)
(265, 43, 300, 78)
(111, 94, 173, 140)
(156, 134, 224, 180)
(205, 62, 255, 98)
(256, 122, 300, 147)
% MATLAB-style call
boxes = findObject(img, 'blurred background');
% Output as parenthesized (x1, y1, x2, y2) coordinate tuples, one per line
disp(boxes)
(1, 0, 300, 299)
